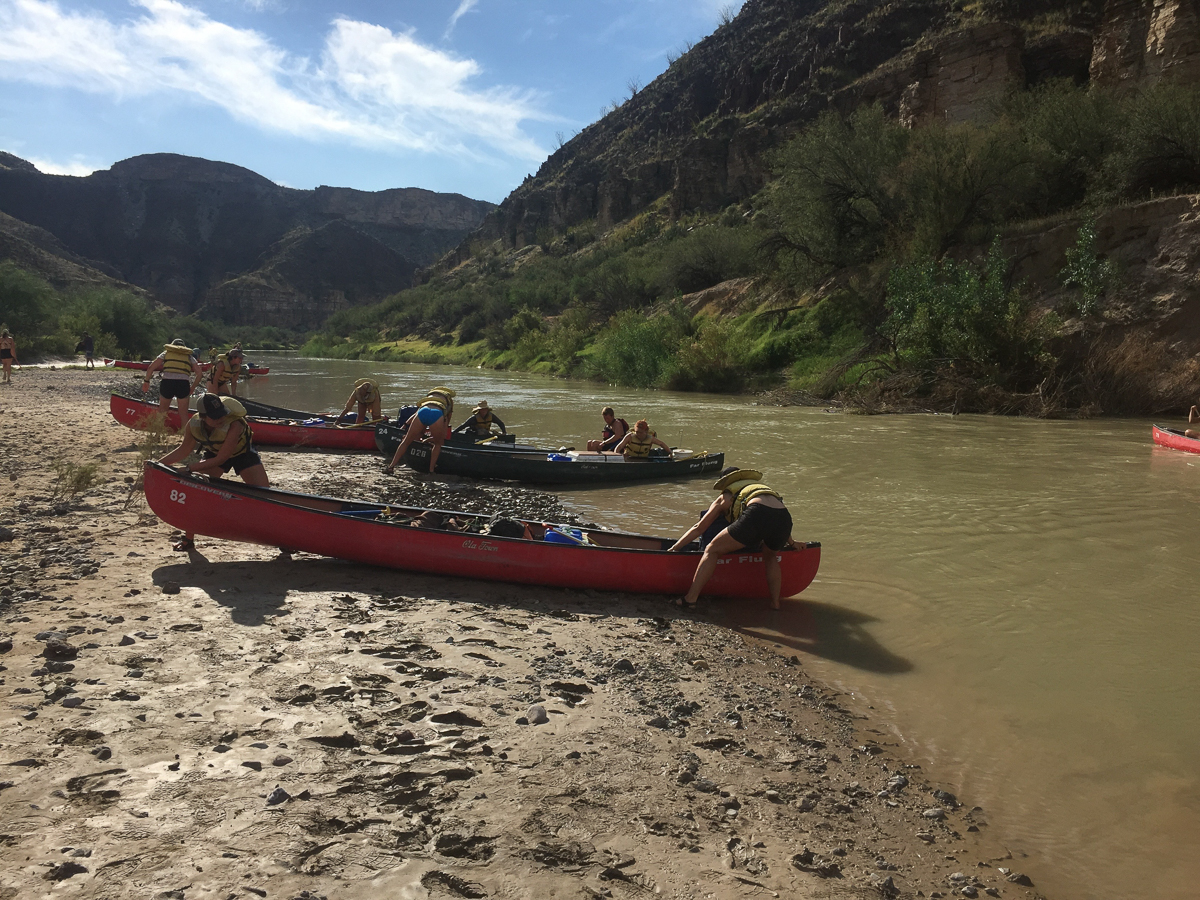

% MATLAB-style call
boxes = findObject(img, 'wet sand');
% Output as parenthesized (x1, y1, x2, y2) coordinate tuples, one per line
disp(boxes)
(0, 369, 1048, 900)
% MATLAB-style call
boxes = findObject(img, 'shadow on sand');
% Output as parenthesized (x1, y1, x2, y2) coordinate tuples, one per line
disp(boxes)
(150, 557, 910, 675)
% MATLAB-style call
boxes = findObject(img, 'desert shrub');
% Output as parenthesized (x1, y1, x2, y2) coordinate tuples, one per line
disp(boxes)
(883, 243, 1052, 388)
(1101, 83, 1200, 200)
(584, 309, 687, 387)
(658, 225, 760, 294)
(1060, 218, 1116, 318)
(665, 317, 746, 391)
(50, 459, 100, 502)
(485, 306, 544, 352)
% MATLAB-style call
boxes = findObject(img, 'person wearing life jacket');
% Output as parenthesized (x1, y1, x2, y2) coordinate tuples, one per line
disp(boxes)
(205, 347, 244, 396)
(142, 338, 202, 423)
(587, 406, 629, 451)
(453, 400, 506, 440)
(158, 392, 269, 551)
(614, 419, 669, 461)
(668, 467, 795, 609)
(337, 378, 384, 424)
(385, 386, 456, 475)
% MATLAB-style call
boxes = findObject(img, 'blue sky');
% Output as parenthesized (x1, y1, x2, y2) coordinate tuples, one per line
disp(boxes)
(0, 0, 744, 202)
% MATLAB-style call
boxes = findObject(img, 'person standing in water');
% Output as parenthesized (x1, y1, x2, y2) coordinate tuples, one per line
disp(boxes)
(669, 467, 795, 609)
(0, 329, 16, 384)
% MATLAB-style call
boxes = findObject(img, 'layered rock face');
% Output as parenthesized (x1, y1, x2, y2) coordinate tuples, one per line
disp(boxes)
(1091, 0, 1200, 91)
(0, 153, 493, 328)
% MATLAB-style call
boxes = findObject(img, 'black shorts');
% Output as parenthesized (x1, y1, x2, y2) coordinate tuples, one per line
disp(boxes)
(203, 448, 263, 475)
(159, 379, 191, 400)
(726, 504, 793, 551)
(0, 349, 11, 360)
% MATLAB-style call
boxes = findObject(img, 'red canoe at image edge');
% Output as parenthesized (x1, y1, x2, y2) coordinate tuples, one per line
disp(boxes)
(142, 461, 822, 599)
(109, 393, 379, 451)
(1152, 424, 1200, 454)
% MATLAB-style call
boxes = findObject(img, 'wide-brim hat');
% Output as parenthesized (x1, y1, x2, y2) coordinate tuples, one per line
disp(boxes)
(474, 400, 489, 412)
(169, 338, 187, 346)
(713, 467, 762, 491)
(430, 386, 456, 398)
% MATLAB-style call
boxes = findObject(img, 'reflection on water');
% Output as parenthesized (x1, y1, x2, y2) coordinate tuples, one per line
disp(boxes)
(243, 352, 1200, 900)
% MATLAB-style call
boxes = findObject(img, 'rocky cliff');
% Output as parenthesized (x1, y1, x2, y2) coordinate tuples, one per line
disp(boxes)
(0, 153, 494, 328)
(440, 0, 1200, 268)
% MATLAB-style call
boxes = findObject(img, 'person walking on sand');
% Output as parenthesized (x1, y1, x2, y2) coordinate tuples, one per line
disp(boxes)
(668, 467, 795, 610)
(142, 339, 202, 423)
(385, 386, 455, 475)
(0, 329, 15, 384)
(587, 406, 629, 451)
(205, 347, 244, 396)
(336, 378, 384, 424)
(158, 392, 269, 551)
(614, 419, 670, 460)
(75, 332, 95, 369)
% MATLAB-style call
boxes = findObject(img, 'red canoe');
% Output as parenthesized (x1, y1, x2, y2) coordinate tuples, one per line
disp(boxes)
(105, 358, 269, 375)
(109, 394, 379, 451)
(1152, 424, 1200, 454)
(142, 462, 822, 599)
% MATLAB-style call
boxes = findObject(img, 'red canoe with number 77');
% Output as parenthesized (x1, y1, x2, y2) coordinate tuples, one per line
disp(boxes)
(1153, 424, 1200, 454)
(141, 461, 822, 600)
(109, 394, 380, 451)
(104, 358, 270, 375)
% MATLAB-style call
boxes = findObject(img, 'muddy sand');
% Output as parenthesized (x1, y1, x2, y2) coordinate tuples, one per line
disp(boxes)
(0, 369, 1047, 900)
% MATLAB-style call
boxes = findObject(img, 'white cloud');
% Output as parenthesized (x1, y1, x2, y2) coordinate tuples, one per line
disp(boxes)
(0, 0, 547, 160)
(26, 155, 100, 176)
(445, 0, 478, 38)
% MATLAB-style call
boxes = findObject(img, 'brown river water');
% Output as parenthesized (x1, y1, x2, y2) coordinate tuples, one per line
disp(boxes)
(239, 352, 1200, 900)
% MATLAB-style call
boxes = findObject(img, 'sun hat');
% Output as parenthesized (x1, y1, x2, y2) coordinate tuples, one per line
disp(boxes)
(474, 400, 489, 412)
(713, 467, 762, 492)
(169, 338, 187, 346)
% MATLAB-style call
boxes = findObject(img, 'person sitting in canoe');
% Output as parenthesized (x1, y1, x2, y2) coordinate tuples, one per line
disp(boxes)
(614, 419, 669, 460)
(668, 467, 794, 610)
(336, 378, 384, 424)
(141, 339, 202, 423)
(453, 400, 506, 439)
(206, 347, 245, 396)
(587, 406, 629, 451)
(158, 393, 269, 551)
(384, 386, 456, 475)
(1187, 406, 1200, 439)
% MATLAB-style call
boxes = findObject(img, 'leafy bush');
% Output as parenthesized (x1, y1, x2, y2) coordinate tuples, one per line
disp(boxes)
(665, 317, 746, 391)
(0, 262, 56, 343)
(584, 309, 688, 387)
(1060, 219, 1115, 318)
(658, 225, 760, 293)
(1101, 83, 1200, 200)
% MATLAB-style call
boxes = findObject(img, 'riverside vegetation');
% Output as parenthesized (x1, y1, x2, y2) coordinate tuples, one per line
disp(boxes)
(304, 79, 1200, 415)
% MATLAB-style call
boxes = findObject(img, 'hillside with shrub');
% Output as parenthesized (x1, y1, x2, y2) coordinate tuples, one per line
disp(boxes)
(307, 0, 1200, 414)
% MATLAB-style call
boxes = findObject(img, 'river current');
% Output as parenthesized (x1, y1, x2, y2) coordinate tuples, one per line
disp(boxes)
(240, 352, 1200, 900)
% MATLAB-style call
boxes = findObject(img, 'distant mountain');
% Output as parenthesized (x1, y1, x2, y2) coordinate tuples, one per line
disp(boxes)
(0, 152, 494, 328)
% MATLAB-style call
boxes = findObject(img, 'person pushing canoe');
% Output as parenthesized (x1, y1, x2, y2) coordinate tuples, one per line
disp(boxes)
(158, 393, 269, 551)
(669, 467, 795, 609)
(385, 386, 456, 475)
(206, 347, 244, 396)
(142, 339, 202, 423)
(337, 378, 384, 424)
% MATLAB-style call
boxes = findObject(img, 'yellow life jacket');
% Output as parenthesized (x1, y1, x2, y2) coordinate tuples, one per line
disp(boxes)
(724, 479, 783, 522)
(472, 409, 493, 432)
(623, 429, 656, 459)
(188, 397, 251, 456)
(209, 354, 238, 386)
(419, 388, 455, 420)
(354, 378, 380, 404)
(161, 344, 193, 376)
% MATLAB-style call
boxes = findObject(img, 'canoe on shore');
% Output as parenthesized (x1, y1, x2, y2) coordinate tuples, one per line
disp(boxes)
(142, 461, 821, 598)
(109, 393, 380, 451)
(1152, 424, 1200, 454)
(104, 358, 270, 376)
(375, 422, 725, 485)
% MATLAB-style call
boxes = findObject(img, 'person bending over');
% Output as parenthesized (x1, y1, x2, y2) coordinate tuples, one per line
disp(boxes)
(142, 339, 201, 424)
(669, 467, 794, 610)
(338, 378, 384, 424)
(158, 393, 269, 551)
(206, 347, 244, 396)
(384, 386, 456, 475)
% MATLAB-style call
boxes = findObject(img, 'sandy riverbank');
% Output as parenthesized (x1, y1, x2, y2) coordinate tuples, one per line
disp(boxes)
(0, 369, 1048, 900)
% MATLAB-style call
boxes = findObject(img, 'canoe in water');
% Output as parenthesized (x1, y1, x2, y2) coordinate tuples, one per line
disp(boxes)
(142, 461, 822, 599)
(1152, 424, 1200, 454)
(104, 358, 269, 375)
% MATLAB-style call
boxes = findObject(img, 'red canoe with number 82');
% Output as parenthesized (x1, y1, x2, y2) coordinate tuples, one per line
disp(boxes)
(142, 461, 822, 599)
